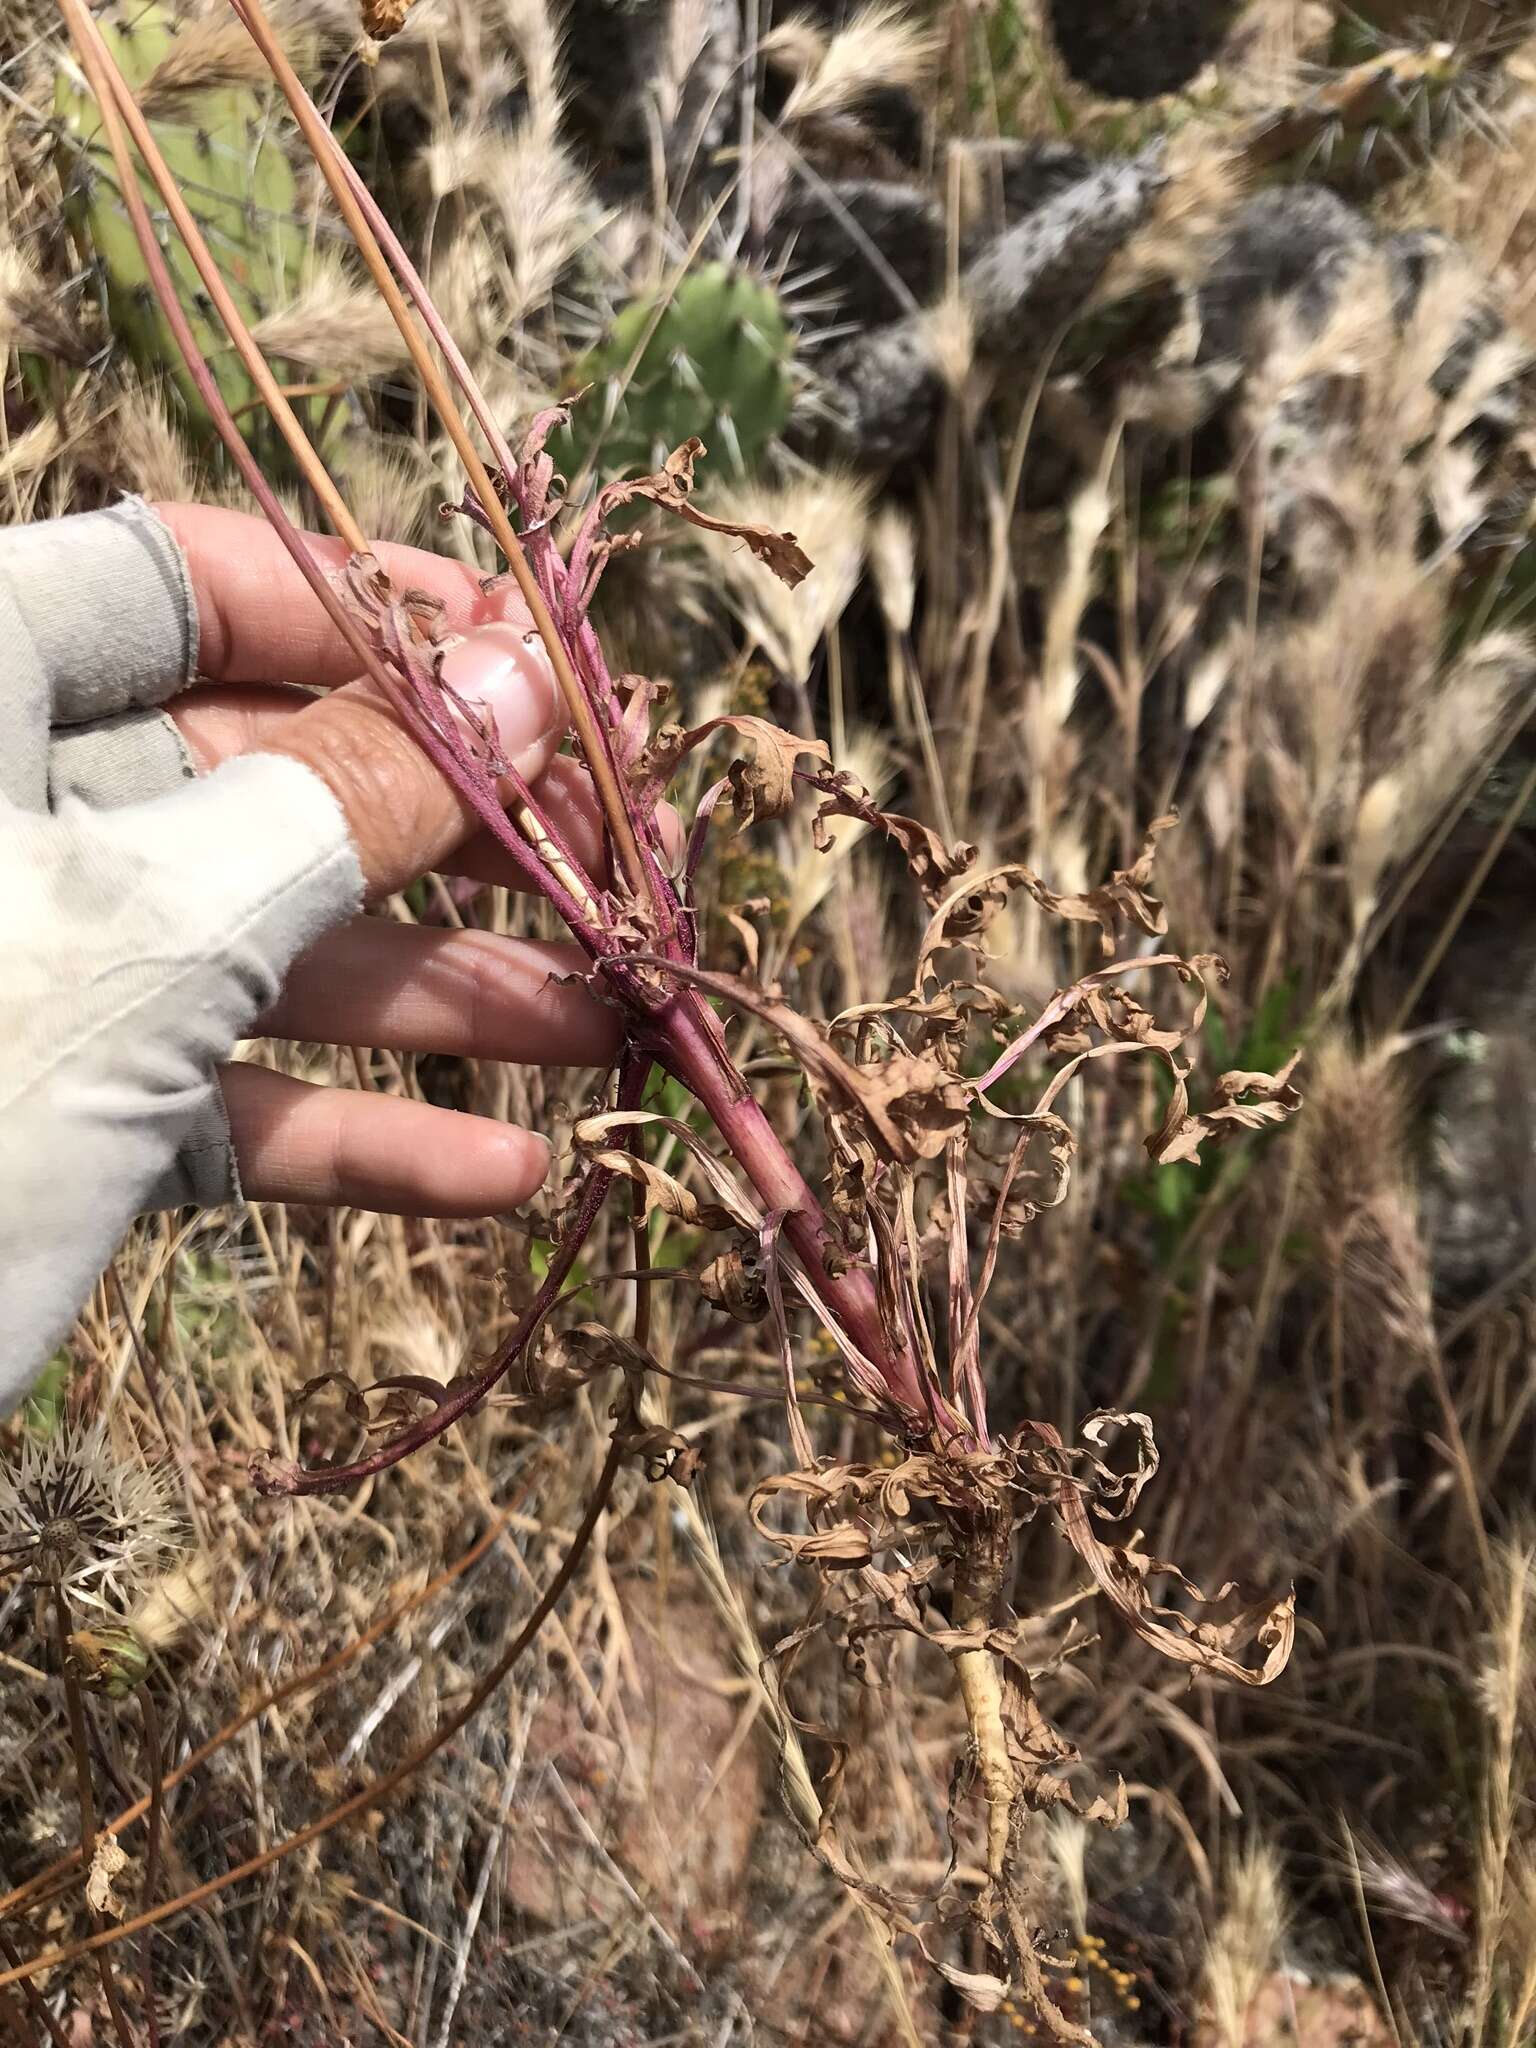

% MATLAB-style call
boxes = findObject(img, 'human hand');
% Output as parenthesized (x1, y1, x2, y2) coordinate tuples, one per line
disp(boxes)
(153, 503, 624, 1219)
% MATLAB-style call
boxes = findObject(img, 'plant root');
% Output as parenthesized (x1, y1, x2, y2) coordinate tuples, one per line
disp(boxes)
(951, 1515, 1094, 2047)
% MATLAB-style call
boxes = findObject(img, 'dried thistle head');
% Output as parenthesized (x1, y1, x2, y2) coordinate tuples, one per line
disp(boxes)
(0, 1419, 182, 1613)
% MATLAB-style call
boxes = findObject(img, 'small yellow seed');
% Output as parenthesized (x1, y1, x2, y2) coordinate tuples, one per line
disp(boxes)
(1064, 1977, 1084, 1995)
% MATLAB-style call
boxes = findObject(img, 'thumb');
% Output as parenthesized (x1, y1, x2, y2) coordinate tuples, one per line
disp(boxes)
(256, 623, 563, 901)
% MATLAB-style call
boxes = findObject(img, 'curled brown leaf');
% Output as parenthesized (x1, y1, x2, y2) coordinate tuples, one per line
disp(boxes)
(641, 713, 830, 823)
(1149, 1048, 1304, 1167)
(572, 1114, 737, 1229)
(598, 439, 812, 585)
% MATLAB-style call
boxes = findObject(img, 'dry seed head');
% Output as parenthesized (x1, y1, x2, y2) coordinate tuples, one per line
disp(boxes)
(1348, 1831, 1471, 1940)
(101, 382, 203, 502)
(759, 15, 827, 83)
(656, 0, 718, 130)
(1184, 635, 1238, 734)
(251, 252, 415, 378)
(1045, 1812, 1090, 1941)
(1349, 630, 1534, 929)
(482, 131, 596, 322)
(701, 470, 871, 684)
(1301, 1038, 1414, 1216)
(135, 12, 289, 115)
(921, 290, 976, 399)
(337, 431, 436, 545)
(1041, 431, 1118, 733)
(0, 416, 66, 503)
(418, 107, 501, 201)
(1474, 1536, 1536, 1734)
(370, 1302, 466, 1386)
(130, 1551, 214, 1651)
(0, 1419, 181, 1613)
(0, 245, 91, 362)
(777, 3, 938, 124)
(867, 503, 917, 638)
(497, 0, 562, 120)
(1204, 1840, 1288, 2048)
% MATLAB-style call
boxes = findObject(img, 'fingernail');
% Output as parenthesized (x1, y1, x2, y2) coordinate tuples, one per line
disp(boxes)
(439, 622, 561, 770)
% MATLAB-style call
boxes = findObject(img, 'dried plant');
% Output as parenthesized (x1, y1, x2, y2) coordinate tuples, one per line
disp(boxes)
(11, 0, 1536, 2037)
(0, 1417, 181, 1614)
(0, 0, 1309, 2027)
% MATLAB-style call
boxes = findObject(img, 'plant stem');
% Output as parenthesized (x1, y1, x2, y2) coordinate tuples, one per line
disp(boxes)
(62, 0, 360, 547)
(948, 1516, 1014, 1883)
(656, 993, 931, 1420)
(228, 0, 652, 904)
(52, 1590, 137, 2048)
(138, 1687, 165, 2048)
(0, 1928, 71, 2048)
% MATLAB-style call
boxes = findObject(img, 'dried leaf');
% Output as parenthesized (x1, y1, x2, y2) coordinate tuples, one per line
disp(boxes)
(598, 439, 813, 585)
(918, 815, 1179, 978)
(1149, 1049, 1304, 1167)
(932, 1961, 1011, 2013)
(563, 1325, 705, 1483)
(572, 1117, 736, 1230)
(699, 1242, 770, 1322)
(1000, 1657, 1127, 1827)
(360, 0, 413, 37)
(1042, 1429, 1295, 1686)
(627, 962, 968, 1167)
(858, 1051, 973, 1162)
(292, 1369, 371, 1428)
(813, 772, 977, 904)
(1036, 811, 1177, 956)
(86, 1834, 129, 1918)
(642, 713, 830, 823)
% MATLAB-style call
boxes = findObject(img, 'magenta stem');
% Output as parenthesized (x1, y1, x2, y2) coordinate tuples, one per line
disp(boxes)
(652, 993, 931, 1421)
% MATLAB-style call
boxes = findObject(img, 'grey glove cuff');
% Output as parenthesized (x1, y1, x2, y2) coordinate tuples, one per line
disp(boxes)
(1, 495, 200, 816)
(49, 706, 199, 811)
(142, 1094, 242, 1210)
(4, 495, 196, 722)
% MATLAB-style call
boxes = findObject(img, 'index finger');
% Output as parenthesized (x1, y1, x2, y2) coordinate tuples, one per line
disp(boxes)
(153, 500, 529, 690)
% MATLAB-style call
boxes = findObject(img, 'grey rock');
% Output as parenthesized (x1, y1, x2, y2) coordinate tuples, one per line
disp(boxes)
(801, 316, 945, 467)
(966, 148, 1167, 356)
(771, 179, 944, 341)
(803, 149, 1165, 466)
(1424, 1027, 1536, 1294)
(957, 138, 1096, 239)
(1196, 185, 1374, 366)
(1047, 0, 1243, 99)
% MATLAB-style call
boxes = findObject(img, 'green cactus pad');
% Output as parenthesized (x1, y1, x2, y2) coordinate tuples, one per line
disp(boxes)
(55, 2, 315, 456)
(560, 263, 793, 491)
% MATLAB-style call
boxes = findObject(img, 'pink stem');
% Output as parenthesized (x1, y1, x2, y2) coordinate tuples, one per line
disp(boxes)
(653, 993, 932, 1422)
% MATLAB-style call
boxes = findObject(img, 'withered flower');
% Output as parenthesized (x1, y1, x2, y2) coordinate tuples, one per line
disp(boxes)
(0, 1421, 181, 1613)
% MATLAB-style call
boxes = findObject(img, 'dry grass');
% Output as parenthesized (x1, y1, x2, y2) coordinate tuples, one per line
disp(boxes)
(6, 0, 1536, 2040)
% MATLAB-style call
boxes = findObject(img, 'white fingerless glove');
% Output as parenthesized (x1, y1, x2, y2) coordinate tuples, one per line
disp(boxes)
(0, 499, 362, 1398)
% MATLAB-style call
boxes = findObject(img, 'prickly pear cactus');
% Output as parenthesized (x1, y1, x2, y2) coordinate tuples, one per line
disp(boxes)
(561, 263, 793, 487)
(1240, 37, 1465, 193)
(54, 1, 313, 454)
